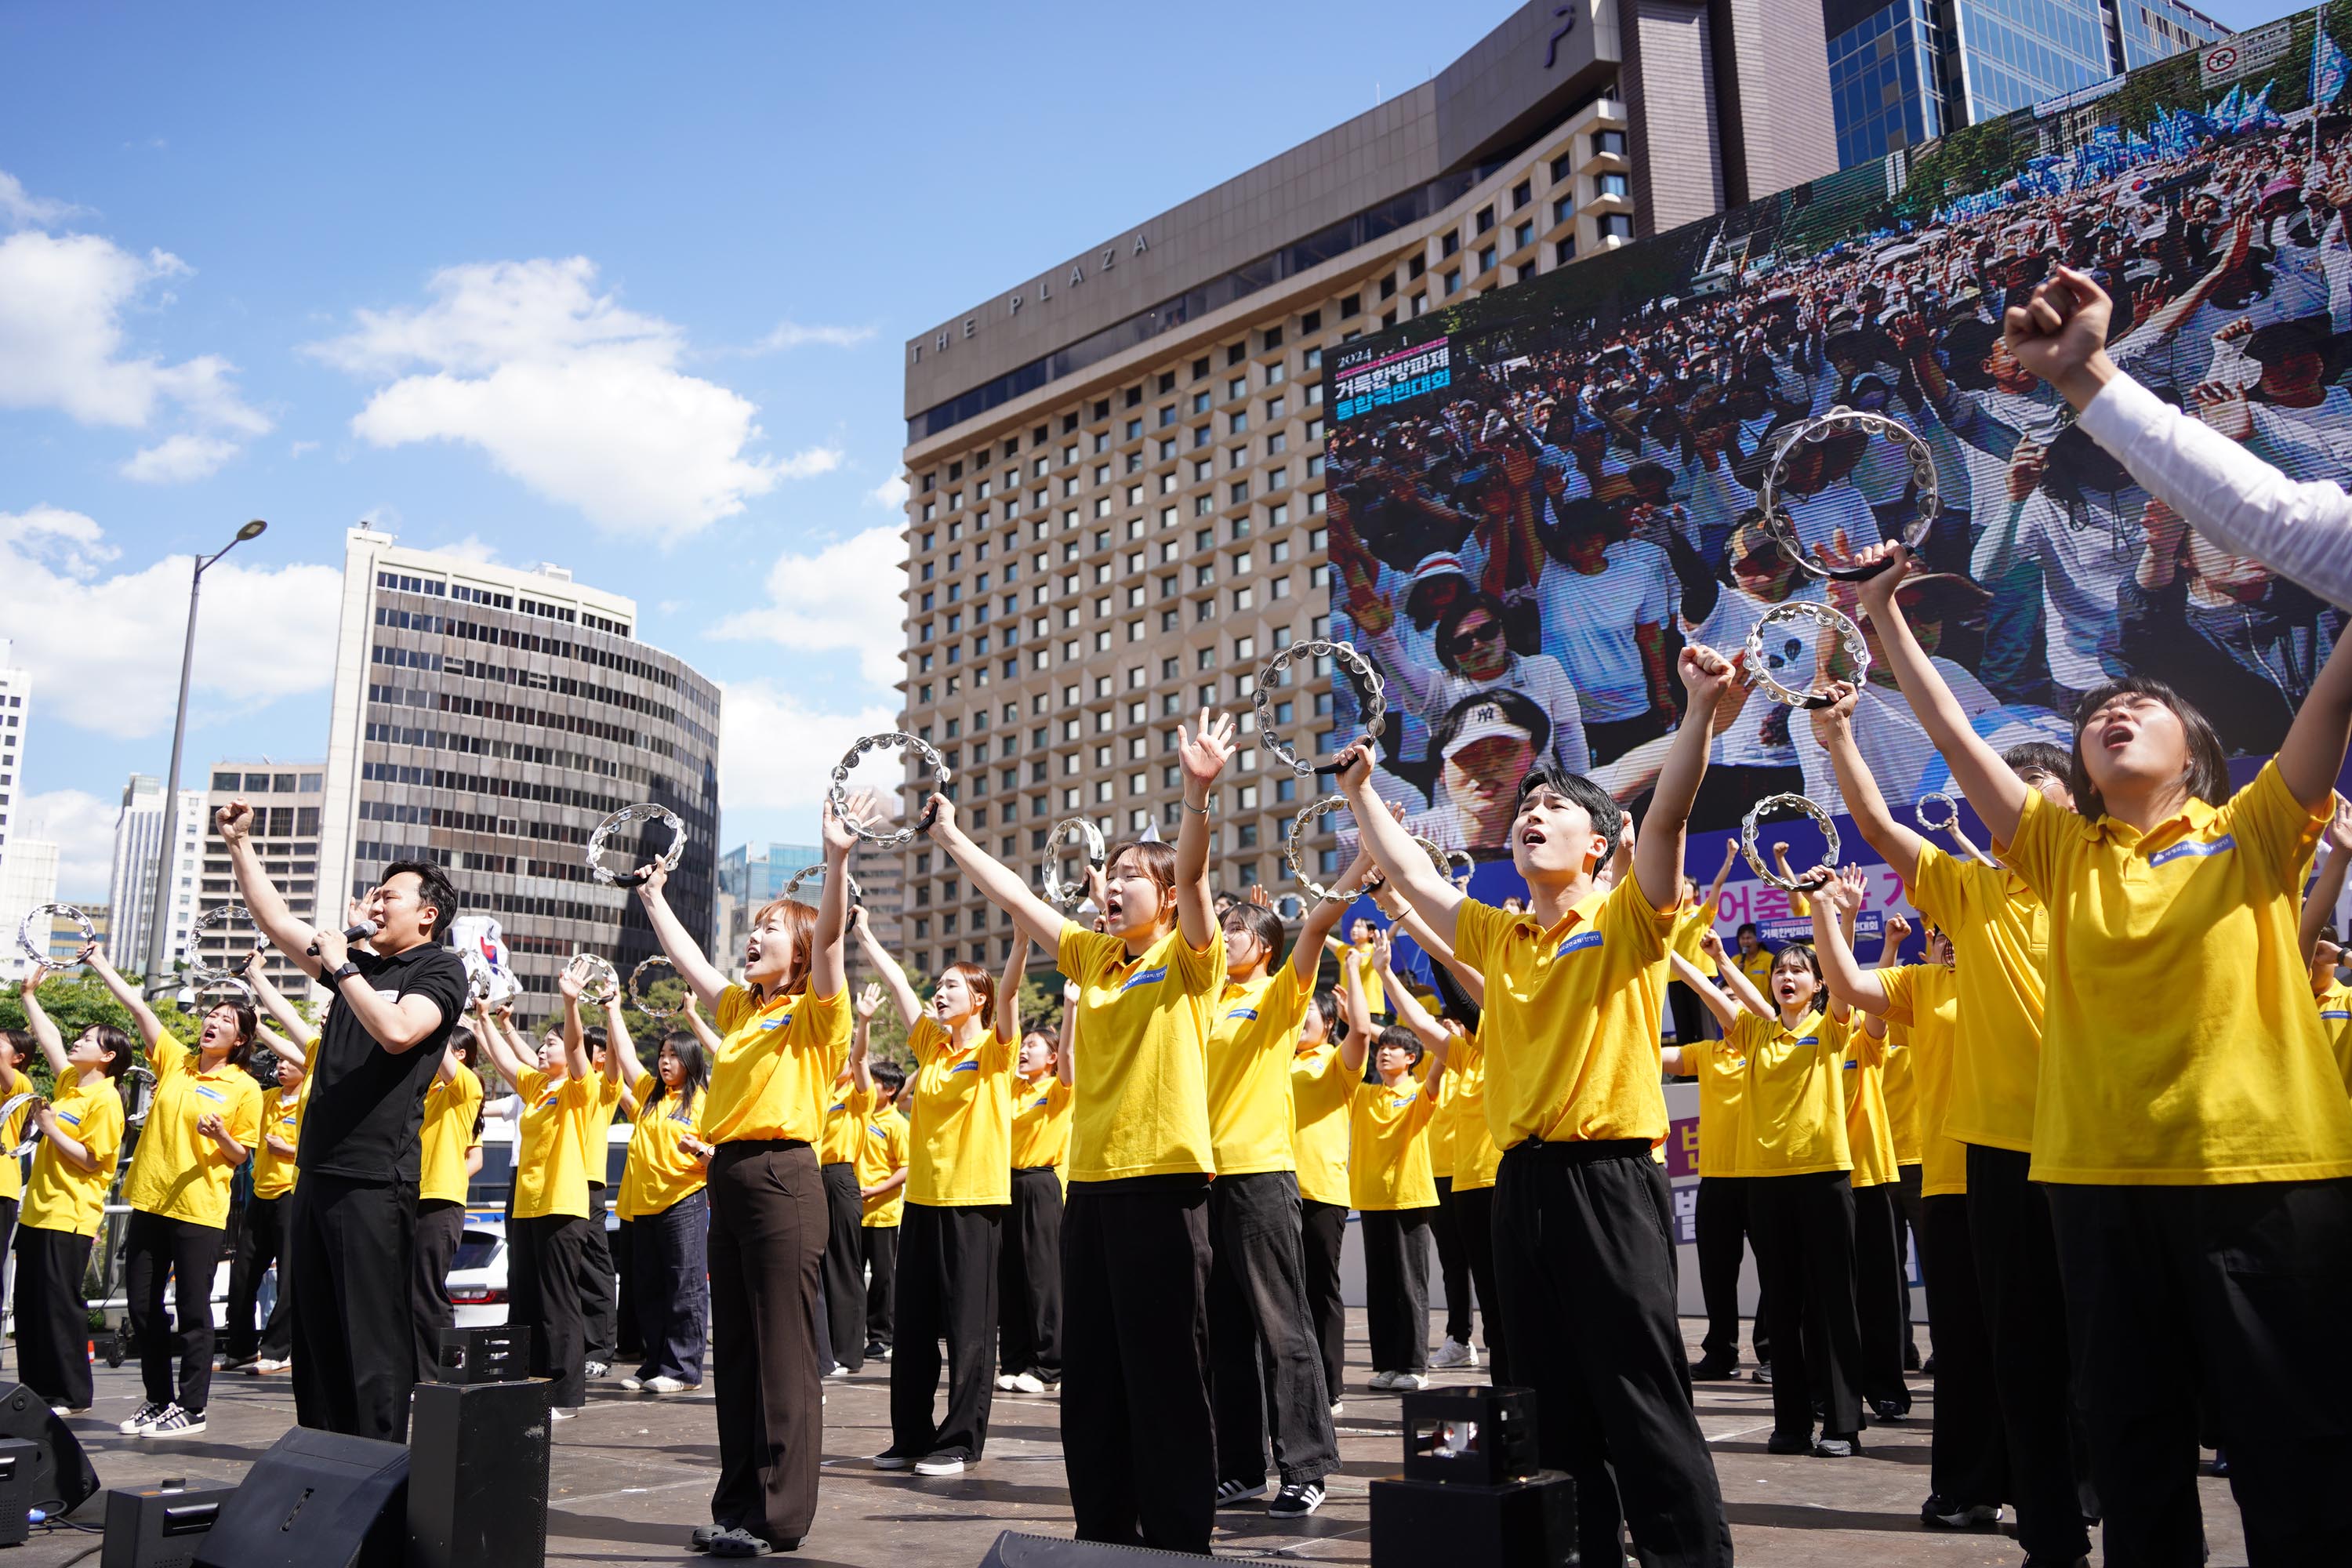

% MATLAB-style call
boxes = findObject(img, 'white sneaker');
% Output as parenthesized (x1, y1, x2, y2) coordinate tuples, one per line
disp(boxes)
(584, 1360, 610, 1379)
(1213, 1478, 1267, 1508)
(49, 1405, 86, 1418)
(1328, 1401, 1344, 1417)
(1366, 1370, 1396, 1391)
(550, 1406, 578, 1421)
(249, 1357, 289, 1374)
(118, 1400, 169, 1435)
(913, 1453, 966, 1476)
(620, 1375, 644, 1392)
(645, 1375, 688, 1395)
(994, 1372, 1019, 1392)
(1390, 1371, 1431, 1392)
(824, 1363, 848, 1380)
(143, 1403, 205, 1439)
(1430, 1337, 1479, 1370)
(1009, 1371, 1045, 1394)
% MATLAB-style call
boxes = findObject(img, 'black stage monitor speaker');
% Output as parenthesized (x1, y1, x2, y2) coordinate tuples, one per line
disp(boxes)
(408, 1378, 551, 1568)
(100, 1480, 235, 1568)
(430, 1324, 527, 1385)
(977, 1532, 1290, 1566)
(191, 1427, 408, 1568)
(0, 1381, 100, 1515)
(0, 1438, 39, 1546)
(1370, 1470, 1578, 1568)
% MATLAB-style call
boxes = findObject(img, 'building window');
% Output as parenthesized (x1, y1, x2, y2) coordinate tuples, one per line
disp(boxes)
(1443, 270, 1461, 296)
(1514, 220, 1534, 251)
(1555, 237, 1577, 264)
(1596, 129, 1627, 157)
(1510, 179, 1532, 209)
(1477, 245, 1496, 274)
(1602, 213, 1633, 241)
(1600, 172, 1630, 200)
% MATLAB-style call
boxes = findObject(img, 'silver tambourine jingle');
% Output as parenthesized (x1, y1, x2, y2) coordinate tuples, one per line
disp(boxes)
(123, 1063, 158, 1130)
(1043, 816, 1107, 911)
(1740, 793, 1842, 892)
(1254, 639, 1387, 779)
(0, 1090, 39, 1159)
(1915, 791, 1961, 833)
(829, 732, 953, 848)
(586, 804, 688, 888)
(1284, 794, 1374, 905)
(630, 955, 684, 1018)
(16, 903, 95, 967)
(1744, 600, 1872, 710)
(1757, 405, 1940, 581)
(188, 902, 256, 984)
(568, 952, 622, 1006)
(782, 864, 862, 906)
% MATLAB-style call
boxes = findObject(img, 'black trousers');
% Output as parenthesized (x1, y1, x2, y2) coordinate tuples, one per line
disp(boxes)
(1851, 1181, 1909, 1411)
(1207, 1171, 1337, 1488)
(1061, 1177, 1214, 1554)
(1359, 1208, 1432, 1376)
(0, 1196, 18, 1328)
(864, 1225, 897, 1345)
(1921, 1192, 2007, 1507)
(1298, 1200, 1348, 1403)
(289, 1174, 416, 1441)
(1492, 1140, 1732, 1568)
(507, 1212, 591, 1410)
(2048, 1178, 2352, 1567)
(579, 1182, 617, 1367)
(998, 1167, 1063, 1381)
(1693, 1175, 1769, 1366)
(1968, 1145, 2092, 1562)
(633, 1189, 709, 1385)
(891, 1201, 1004, 1461)
(706, 1141, 825, 1545)
(14, 1225, 93, 1410)
(410, 1198, 464, 1382)
(1429, 1176, 1477, 1345)
(820, 1163, 866, 1374)
(125, 1210, 223, 1414)
(613, 1216, 643, 1363)
(1893, 1162, 1925, 1362)
(1450, 1183, 1508, 1381)
(227, 1192, 296, 1362)
(1748, 1171, 1865, 1439)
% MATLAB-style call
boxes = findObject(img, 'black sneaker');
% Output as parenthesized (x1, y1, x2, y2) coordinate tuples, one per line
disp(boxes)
(143, 1403, 206, 1439)
(1813, 1432, 1858, 1457)
(1687, 1356, 1740, 1380)
(1871, 1397, 1908, 1422)
(1902, 1344, 1922, 1371)
(1214, 1478, 1268, 1508)
(1922, 1352, 1938, 1376)
(1765, 1430, 1812, 1455)
(1269, 1479, 1326, 1517)
(1750, 1363, 1773, 1385)
(1921, 1495, 2002, 1530)
(863, 1341, 888, 1361)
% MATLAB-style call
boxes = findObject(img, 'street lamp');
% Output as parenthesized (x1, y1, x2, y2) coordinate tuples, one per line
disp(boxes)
(144, 521, 269, 984)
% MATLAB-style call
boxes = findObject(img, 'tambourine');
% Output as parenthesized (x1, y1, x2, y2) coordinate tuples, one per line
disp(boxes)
(1043, 817, 1106, 911)
(829, 732, 953, 848)
(782, 864, 862, 905)
(1407, 834, 1457, 881)
(187, 903, 256, 982)
(1744, 601, 1871, 710)
(187, 976, 256, 1025)
(16, 904, 93, 967)
(630, 955, 684, 1019)
(586, 804, 688, 887)
(568, 953, 621, 1006)
(1445, 848, 1475, 890)
(1740, 793, 1841, 892)
(122, 1063, 159, 1131)
(1285, 794, 1375, 904)
(1757, 405, 1940, 580)
(0, 1091, 41, 1159)
(1273, 892, 1307, 922)
(1915, 792, 1961, 833)
(1254, 640, 1386, 779)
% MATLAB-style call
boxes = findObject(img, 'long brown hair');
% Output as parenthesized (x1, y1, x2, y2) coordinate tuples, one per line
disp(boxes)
(1105, 840, 1179, 929)
(940, 960, 997, 1027)
(750, 897, 819, 1000)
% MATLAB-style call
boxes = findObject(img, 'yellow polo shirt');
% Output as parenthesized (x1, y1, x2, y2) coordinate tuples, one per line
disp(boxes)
(906, 1016, 1018, 1207)
(819, 1078, 869, 1166)
(1010, 1074, 1074, 1171)
(2318, 980, 2352, 1092)
(704, 984, 851, 1147)
(618, 1076, 706, 1220)
(1690, 1028, 1751, 1180)
(0, 1065, 30, 1204)
(24, 1074, 125, 1237)
(254, 1079, 310, 1201)
(419, 1062, 482, 1206)
(859, 1108, 911, 1226)
(1290, 1044, 1354, 1207)
(1732, 1008, 1850, 1176)
(1058, 921, 1223, 1181)
(1445, 1031, 1500, 1192)
(1343, 940, 1388, 1017)
(579, 1073, 622, 1190)
(1207, 960, 1314, 1176)
(1453, 876, 1675, 1152)
(1670, 898, 1720, 978)
(121, 1038, 263, 1229)
(1882, 1018, 1922, 1167)
(1908, 844, 2047, 1153)
(1878, 964, 1965, 1196)
(1841, 1026, 1896, 1188)
(1348, 1075, 1438, 1210)
(2005, 764, 2352, 1184)
(1732, 945, 1777, 994)
(511, 1069, 593, 1221)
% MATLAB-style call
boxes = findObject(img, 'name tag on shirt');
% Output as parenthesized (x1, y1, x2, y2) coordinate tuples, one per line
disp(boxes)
(949, 1061, 979, 1075)
(1225, 1007, 1260, 1022)
(2149, 833, 2236, 867)
(375, 989, 401, 1004)
(1555, 931, 1604, 958)
(1119, 965, 1168, 993)
(56, 1110, 81, 1128)
(539, 1094, 560, 1111)
(194, 1085, 227, 1103)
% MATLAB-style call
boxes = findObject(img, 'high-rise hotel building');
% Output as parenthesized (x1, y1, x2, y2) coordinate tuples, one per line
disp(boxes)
(891, 0, 1838, 976)
(316, 527, 724, 1003)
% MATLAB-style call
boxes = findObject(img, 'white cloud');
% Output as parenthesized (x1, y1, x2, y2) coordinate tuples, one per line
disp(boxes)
(0, 506, 343, 739)
(718, 680, 900, 819)
(426, 534, 501, 564)
(708, 524, 907, 686)
(307, 257, 835, 538)
(747, 321, 876, 353)
(120, 433, 238, 483)
(0, 171, 82, 228)
(20, 790, 117, 902)
(867, 472, 910, 509)
(289, 440, 319, 458)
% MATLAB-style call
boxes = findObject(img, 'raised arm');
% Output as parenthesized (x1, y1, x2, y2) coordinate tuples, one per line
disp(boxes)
(2303, 798, 2352, 960)
(602, 993, 643, 1088)
(1419, 1021, 1456, 1097)
(850, 984, 880, 1098)
(17, 970, 71, 1079)
(1809, 877, 1891, 1015)
(1389, 896, 1484, 1007)
(215, 800, 323, 966)
(1635, 644, 1740, 910)
(808, 791, 878, 1001)
(1670, 949, 1748, 1033)
(681, 991, 721, 1058)
(1294, 848, 1370, 979)
(242, 949, 316, 1065)
(1811, 688, 1929, 884)
(1695, 926, 1773, 1019)
(555, 963, 593, 1081)
(1334, 746, 1465, 945)
(1703, 835, 1740, 907)
(83, 947, 165, 1051)
(1056, 980, 1078, 1087)
(2275, 630, 2352, 811)
(851, 907, 924, 1029)
(1338, 942, 1374, 1074)
(1172, 709, 1239, 951)
(633, 861, 730, 1011)
(472, 996, 535, 1087)
(996, 934, 1029, 1042)
(1945, 819, 1998, 868)
(925, 795, 1068, 953)
(1380, 936, 1451, 1053)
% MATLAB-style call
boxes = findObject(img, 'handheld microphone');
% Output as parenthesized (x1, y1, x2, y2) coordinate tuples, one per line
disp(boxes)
(307, 919, 379, 956)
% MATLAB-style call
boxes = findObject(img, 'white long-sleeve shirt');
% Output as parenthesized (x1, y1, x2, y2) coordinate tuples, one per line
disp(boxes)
(2077, 371, 2352, 611)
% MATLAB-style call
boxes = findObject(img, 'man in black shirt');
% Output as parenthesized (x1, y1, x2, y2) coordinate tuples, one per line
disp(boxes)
(221, 801, 469, 1440)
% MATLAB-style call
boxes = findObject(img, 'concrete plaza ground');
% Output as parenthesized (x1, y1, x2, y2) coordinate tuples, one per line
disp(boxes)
(24, 1312, 2248, 1566)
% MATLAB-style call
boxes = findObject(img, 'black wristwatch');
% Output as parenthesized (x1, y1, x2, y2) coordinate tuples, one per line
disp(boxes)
(325, 960, 361, 985)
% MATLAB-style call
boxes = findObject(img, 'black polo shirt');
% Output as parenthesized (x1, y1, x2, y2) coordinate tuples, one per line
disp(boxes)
(298, 942, 470, 1185)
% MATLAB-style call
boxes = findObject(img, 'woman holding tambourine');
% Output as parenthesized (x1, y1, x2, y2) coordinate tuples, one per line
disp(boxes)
(631, 790, 870, 1560)
(14, 967, 131, 1417)
(593, 988, 711, 1394)
(92, 946, 263, 1441)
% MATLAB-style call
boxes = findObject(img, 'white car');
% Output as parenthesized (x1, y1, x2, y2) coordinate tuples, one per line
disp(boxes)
(445, 1118, 633, 1326)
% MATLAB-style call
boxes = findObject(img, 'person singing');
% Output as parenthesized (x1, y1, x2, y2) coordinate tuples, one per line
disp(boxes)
(602, 1001, 711, 1395)
(412, 1013, 485, 1383)
(224, 954, 318, 1377)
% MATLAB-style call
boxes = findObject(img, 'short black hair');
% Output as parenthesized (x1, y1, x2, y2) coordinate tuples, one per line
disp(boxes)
(2002, 741, 2074, 789)
(383, 859, 460, 942)
(1221, 903, 1287, 967)
(1735, 921, 1761, 939)
(1515, 766, 1621, 869)
(2066, 677, 2230, 818)
(871, 1061, 908, 1094)
(1374, 1024, 1425, 1067)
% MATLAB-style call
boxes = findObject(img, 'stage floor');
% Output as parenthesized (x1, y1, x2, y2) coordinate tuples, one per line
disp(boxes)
(33, 1312, 2249, 1566)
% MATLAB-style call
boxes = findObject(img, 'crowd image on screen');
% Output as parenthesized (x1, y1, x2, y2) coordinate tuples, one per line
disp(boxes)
(1326, 108, 2350, 852)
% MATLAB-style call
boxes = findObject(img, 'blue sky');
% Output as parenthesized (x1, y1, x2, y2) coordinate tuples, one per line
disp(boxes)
(0, 0, 2293, 898)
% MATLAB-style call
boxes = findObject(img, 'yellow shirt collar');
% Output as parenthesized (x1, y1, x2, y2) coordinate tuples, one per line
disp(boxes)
(2088, 793, 2220, 851)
